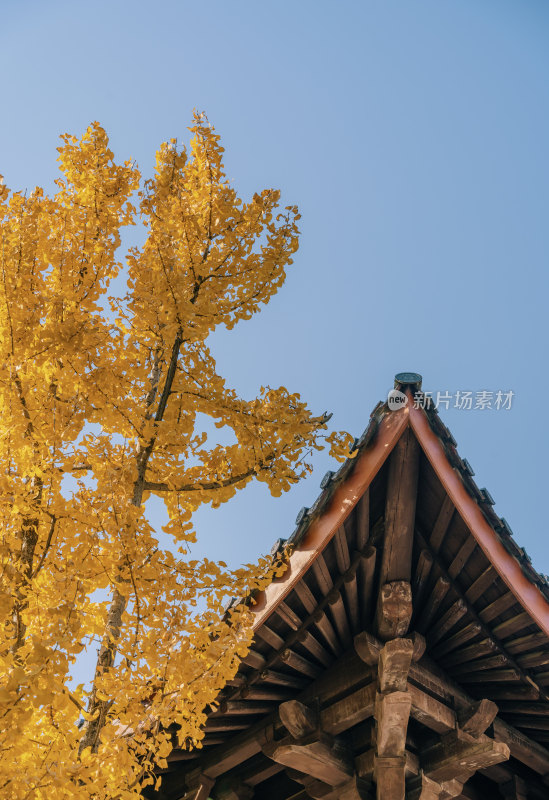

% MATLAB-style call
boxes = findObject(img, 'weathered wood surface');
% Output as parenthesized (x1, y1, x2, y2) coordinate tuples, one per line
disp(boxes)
(423, 732, 509, 785)
(378, 638, 413, 693)
(458, 699, 498, 737)
(429, 495, 455, 554)
(279, 700, 317, 739)
(373, 755, 406, 800)
(263, 734, 353, 786)
(379, 429, 420, 585)
(320, 683, 376, 736)
(375, 691, 411, 757)
(376, 581, 413, 640)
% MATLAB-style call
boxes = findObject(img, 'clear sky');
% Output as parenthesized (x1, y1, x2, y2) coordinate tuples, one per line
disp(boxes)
(2, 0, 549, 579)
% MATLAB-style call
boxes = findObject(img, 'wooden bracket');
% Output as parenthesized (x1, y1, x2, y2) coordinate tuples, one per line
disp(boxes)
(424, 731, 510, 785)
(279, 699, 318, 739)
(263, 732, 353, 786)
(457, 698, 498, 737)
(378, 638, 414, 693)
(355, 630, 424, 668)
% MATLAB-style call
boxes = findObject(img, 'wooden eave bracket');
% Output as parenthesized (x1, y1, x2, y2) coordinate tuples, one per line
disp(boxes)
(354, 631, 425, 668)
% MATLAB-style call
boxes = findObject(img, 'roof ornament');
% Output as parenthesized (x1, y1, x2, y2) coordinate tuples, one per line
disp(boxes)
(394, 372, 423, 390)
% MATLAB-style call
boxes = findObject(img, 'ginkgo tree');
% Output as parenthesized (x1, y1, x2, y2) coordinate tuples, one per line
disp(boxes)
(0, 114, 352, 799)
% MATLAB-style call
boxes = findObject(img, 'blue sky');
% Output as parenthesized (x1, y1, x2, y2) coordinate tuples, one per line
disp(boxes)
(2, 0, 549, 577)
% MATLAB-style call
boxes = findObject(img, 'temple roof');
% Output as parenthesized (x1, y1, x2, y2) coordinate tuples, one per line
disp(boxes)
(152, 374, 549, 800)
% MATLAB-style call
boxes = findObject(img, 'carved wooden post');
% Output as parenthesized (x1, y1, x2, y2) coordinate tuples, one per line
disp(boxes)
(374, 638, 414, 800)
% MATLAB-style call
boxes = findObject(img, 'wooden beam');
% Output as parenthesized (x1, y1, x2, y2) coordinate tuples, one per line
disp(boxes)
(334, 524, 351, 572)
(379, 429, 420, 585)
(493, 717, 549, 778)
(429, 495, 455, 553)
(464, 566, 497, 604)
(416, 576, 451, 634)
(294, 580, 341, 656)
(356, 490, 370, 550)
(412, 549, 434, 621)
(376, 581, 413, 640)
(344, 567, 360, 633)
(374, 690, 411, 800)
(328, 587, 352, 648)
(257, 669, 306, 690)
(408, 684, 455, 734)
(236, 755, 284, 787)
(358, 546, 377, 628)
(423, 731, 509, 785)
(320, 683, 376, 736)
(415, 530, 548, 702)
(440, 639, 498, 668)
(428, 600, 468, 646)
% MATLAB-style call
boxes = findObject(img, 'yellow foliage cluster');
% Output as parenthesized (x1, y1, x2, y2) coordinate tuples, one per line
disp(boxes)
(0, 114, 345, 798)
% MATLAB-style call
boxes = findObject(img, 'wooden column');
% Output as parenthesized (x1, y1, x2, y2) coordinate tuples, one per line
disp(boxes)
(374, 639, 414, 800)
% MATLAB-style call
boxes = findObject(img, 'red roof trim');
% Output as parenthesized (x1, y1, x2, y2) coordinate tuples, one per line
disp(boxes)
(408, 392, 549, 639)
